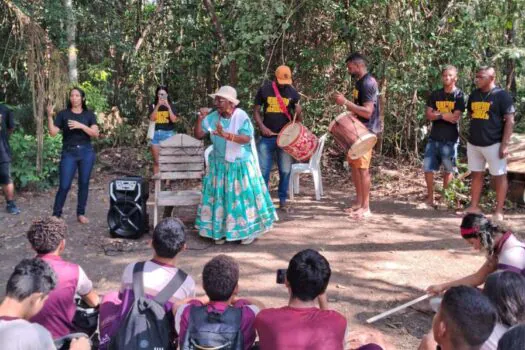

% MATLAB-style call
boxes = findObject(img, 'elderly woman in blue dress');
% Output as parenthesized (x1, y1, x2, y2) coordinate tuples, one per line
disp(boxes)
(194, 86, 277, 245)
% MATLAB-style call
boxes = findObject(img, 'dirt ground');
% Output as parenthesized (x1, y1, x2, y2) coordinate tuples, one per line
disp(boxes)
(1, 157, 525, 349)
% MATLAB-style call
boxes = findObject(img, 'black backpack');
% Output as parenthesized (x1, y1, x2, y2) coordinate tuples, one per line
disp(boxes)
(181, 305, 243, 350)
(109, 261, 188, 350)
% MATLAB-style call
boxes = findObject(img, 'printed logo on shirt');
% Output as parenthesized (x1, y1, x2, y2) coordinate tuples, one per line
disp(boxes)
(352, 88, 359, 102)
(156, 111, 170, 124)
(471, 102, 491, 120)
(266, 96, 290, 113)
(436, 101, 455, 114)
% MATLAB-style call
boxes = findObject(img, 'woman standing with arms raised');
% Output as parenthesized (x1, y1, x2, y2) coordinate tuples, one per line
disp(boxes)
(47, 87, 99, 224)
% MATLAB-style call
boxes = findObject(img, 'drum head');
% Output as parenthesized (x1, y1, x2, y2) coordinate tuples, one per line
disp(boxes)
(277, 123, 301, 147)
(348, 133, 377, 160)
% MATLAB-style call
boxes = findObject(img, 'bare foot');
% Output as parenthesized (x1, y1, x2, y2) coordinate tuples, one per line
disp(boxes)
(344, 203, 361, 213)
(77, 215, 89, 224)
(351, 208, 372, 220)
(464, 206, 482, 214)
(492, 212, 504, 223)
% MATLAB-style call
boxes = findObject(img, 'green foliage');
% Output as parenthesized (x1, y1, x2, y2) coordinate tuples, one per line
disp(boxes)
(79, 81, 108, 115)
(9, 130, 62, 190)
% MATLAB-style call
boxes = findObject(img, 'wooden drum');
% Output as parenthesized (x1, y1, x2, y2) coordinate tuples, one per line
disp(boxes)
(277, 122, 318, 162)
(328, 112, 377, 160)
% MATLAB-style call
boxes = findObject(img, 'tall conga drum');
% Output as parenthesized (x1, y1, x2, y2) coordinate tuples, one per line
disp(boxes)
(277, 122, 318, 162)
(329, 112, 377, 160)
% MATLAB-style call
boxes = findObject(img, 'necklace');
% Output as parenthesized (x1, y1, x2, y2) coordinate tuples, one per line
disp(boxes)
(480, 87, 494, 102)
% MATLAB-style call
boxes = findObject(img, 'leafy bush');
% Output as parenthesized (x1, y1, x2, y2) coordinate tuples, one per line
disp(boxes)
(9, 130, 62, 190)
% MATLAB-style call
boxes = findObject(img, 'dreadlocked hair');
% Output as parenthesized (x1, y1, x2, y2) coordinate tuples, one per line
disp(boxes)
(27, 217, 67, 254)
(461, 213, 500, 256)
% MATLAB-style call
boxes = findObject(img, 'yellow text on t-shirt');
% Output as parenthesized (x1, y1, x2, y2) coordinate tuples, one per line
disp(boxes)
(435, 101, 455, 114)
(156, 111, 170, 124)
(471, 102, 491, 120)
(266, 96, 290, 113)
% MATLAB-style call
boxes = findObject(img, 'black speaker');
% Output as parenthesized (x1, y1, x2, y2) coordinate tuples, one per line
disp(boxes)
(108, 177, 149, 239)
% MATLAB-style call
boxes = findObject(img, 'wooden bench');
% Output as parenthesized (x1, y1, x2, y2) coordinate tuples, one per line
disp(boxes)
(152, 134, 204, 227)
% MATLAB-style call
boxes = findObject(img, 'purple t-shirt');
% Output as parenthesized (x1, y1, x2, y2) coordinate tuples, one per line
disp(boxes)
(175, 299, 260, 350)
(30, 254, 93, 339)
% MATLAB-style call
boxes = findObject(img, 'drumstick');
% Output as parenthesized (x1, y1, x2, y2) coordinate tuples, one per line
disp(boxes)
(366, 294, 430, 324)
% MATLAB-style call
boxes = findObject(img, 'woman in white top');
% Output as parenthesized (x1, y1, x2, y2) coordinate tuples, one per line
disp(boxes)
(427, 213, 525, 295)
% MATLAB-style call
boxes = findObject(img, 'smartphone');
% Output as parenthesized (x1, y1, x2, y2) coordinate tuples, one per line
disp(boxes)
(276, 269, 286, 284)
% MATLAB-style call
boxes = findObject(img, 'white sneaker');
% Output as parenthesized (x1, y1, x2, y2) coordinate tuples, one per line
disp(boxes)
(241, 237, 255, 245)
(214, 239, 226, 245)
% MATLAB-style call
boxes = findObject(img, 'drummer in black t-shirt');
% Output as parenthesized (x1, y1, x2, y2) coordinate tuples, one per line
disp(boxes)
(334, 53, 381, 220)
(47, 87, 100, 224)
(254, 65, 302, 210)
(149, 86, 178, 175)
(422, 65, 465, 208)
(465, 66, 515, 222)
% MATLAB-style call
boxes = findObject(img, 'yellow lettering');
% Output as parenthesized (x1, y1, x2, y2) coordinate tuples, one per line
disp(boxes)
(471, 102, 491, 120)
(436, 101, 455, 113)
(266, 96, 290, 113)
(352, 89, 359, 101)
(156, 111, 170, 124)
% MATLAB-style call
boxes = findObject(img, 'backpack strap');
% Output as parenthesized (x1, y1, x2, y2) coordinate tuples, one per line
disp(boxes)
(154, 269, 188, 305)
(132, 261, 146, 298)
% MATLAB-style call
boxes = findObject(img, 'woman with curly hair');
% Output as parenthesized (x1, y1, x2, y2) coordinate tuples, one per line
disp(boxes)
(427, 213, 525, 295)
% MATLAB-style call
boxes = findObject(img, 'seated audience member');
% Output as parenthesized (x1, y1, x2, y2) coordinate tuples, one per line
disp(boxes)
(497, 324, 525, 350)
(98, 218, 195, 349)
(0, 258, 90, 350)
(420, 271, 525, 350)
(427, 213, 525, 295)
(481, 271, 525, 349)
(27, 217, 99, 338)
(175, 254, 264, 350)
(255, 249, 347, 350)
(426, 286, 496, 350)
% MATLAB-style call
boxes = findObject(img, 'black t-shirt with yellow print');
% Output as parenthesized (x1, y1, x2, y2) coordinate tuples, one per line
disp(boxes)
(149, 103, 177, 131)
(254, 81, 300, 134)
(467, 87, 515, 147)
(426, 88, 465, 142)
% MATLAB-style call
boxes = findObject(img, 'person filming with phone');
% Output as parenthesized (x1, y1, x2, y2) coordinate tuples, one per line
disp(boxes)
(149, 86, 178, 175)
(255, 249, 348, 350)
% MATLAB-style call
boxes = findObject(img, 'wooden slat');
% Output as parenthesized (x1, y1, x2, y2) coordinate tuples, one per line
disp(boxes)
(160, 163, 204, 171)
(158, 171, 203, 180)
(160, 147, 204, 156)
(157, 190, 202, 206)
(160, 134, 203, 147)
(508, 133, 525, 174)
(159, 155, 203, 164)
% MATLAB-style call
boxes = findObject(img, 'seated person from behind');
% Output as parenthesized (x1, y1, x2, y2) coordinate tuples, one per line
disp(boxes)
(98, 218, 196, 348)
(27, 216, 99, 339)
(175, 254, 264, 350)
(255, 249, 348, 350)
(419, 286, 496, 350)
(0, 258, 90, 350)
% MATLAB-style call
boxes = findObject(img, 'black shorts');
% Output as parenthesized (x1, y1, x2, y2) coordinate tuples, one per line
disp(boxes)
(0, 162, 12, 185)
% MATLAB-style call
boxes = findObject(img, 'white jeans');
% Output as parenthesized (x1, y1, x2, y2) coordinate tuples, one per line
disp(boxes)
(467, 142, 507, 176)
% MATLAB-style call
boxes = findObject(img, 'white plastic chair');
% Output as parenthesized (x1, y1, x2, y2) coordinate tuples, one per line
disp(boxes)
(289, 133, 327, 201)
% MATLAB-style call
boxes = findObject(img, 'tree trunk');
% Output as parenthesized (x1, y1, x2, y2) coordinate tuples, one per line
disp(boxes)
(505, 0, 517, 97)
(203, 0, 238, 85)
(64, 0, 78, 84)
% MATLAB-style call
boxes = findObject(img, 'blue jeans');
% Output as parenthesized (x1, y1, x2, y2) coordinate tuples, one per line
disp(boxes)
(257, 136, 293, 203)
(151, 129, 174, 145)
(53, 144, 96, 217)
(423, 138, 458, 173)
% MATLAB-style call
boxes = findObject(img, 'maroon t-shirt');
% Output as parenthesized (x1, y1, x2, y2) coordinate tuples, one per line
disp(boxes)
(255, 306, 347, 350)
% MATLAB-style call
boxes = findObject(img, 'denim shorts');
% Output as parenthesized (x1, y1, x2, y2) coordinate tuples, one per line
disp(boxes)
(151, 130, 175, 145)
(423, 138, 458, 173)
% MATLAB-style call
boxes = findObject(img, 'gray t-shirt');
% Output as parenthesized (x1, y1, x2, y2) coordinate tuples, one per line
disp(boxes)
(0, 317, 56, 350)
